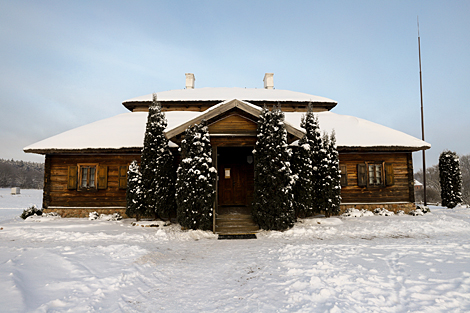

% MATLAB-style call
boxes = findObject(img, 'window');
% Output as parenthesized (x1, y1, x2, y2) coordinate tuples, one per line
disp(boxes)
(67, 164, 107, 190)
(79, 164, 97, 189)
(368, 163, 382, 186)
(357, 162, 394, 187)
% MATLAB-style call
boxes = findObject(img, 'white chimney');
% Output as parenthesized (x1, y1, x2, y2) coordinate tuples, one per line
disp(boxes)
(185, 73, 195, 89)
(263, 73, 274, 89)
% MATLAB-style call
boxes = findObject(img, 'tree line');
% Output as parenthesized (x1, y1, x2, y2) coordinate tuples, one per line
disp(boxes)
(415, 151, 469, 206)
(0, 159, 44, 189)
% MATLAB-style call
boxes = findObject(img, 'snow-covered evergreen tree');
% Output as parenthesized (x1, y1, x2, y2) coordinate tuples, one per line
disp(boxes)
(291, 104, 322, 218)
(141, 94, 176, 219)
(176, 120, 217, 230)
(126, 160, 144, 221)
(439, 150, 462, 208)
(252, 105, 295, 230)
(316, 132, 331, 214)
(323, 131, 342, 217)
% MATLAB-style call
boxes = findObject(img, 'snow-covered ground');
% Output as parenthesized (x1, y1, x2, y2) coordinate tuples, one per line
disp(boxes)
(1, 188, 470, 312)
(0, 188, 42, 223)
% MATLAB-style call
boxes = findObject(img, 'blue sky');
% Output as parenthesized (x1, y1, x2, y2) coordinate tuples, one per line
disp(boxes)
(1, 0, 469, 171)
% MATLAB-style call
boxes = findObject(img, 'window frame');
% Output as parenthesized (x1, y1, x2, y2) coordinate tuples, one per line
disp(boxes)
(357, 161, 395, 188)
(367, 162, 383, 187)
(78, 163, 98, 191)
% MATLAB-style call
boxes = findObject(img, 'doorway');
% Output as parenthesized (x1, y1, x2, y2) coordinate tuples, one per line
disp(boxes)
(217, 147, 254, 209)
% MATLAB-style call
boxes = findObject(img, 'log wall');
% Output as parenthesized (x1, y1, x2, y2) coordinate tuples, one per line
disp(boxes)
(339, 152, 414, 203)
(42, 150, 415, 218)
(44, 154, 141, 215)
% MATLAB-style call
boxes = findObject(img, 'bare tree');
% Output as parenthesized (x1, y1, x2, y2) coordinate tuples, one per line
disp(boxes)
(415, 164, 441, 204)
(0, 159, 44, 188)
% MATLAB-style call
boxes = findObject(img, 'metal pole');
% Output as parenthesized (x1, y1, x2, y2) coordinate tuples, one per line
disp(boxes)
(418, 17, 427, 206)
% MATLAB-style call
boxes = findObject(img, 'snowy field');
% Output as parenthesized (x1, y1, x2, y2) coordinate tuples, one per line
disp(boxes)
(0, 188, 42, 222)
(1, 189, 470, 312)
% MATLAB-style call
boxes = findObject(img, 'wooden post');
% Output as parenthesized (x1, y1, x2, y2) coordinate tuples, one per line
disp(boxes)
(418, 17, 427, 206)
(213, 146, 218, 233)
(43, 155, 52, 209)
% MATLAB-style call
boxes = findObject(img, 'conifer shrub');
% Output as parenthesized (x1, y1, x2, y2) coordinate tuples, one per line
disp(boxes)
(126, 160, 144, 221)
(20, 205, 42, 220)
(140, 94, 176, 219)
(291, 104, 320, 218)
(252, 105, 295, 230)
(439, 150, 462, 208)
(323, 131, 342, 217)
(291, 105, 341, 218)
(316, 132, 331, 215)
(176, 120, 217, 230)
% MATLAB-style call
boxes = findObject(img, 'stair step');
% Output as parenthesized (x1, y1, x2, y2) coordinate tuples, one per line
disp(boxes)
(217, 229, 259, 235)
(215, 224, 259, 229)
(217, 214, 252, 219)
(215, 211, 259, 235)
(216, 225, 259, 233)
(216, 219, 257, 226)
(218, 234, 257, 240)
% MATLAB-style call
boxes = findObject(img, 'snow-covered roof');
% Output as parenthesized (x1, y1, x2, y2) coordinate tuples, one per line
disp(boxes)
(285, 112, 431, 150)
(24, 102, 430, 154)
(123, 87, 337, 104)
(23, 111, 199, 152)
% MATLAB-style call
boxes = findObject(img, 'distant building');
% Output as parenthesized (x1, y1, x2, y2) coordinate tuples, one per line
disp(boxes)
(11, 187, 20, 195)
(414, 180, 424, 191)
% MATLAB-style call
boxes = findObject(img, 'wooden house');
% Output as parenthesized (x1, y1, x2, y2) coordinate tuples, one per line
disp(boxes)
(24, 73, 430, 232)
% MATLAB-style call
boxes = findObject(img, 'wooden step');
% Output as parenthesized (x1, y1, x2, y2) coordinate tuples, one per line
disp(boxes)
(217, 213, 252, 219)
(215, 213, 259, 235)
(216, 226, 260, 235)
(216, 217, 257, 225)
(216, 218, 257, 227)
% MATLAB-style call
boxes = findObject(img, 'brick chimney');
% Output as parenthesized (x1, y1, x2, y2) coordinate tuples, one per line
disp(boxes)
(263, 73, 274, 89)
(185, 73, 195, 89)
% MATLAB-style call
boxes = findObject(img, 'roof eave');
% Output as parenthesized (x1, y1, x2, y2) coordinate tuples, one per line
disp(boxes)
(23, 147, 143, 155)
(337, 145, 431, 152)
(123, 100, 337, 112)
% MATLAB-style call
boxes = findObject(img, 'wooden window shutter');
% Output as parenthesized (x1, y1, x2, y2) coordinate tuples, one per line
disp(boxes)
(67, 166, 78, 190)
(385, 163, 394, 186)
(340, 164, 348, 186)
(118, 165, 128, 189)
(357, 163, 367, 187)
(97, 166, 108, 189)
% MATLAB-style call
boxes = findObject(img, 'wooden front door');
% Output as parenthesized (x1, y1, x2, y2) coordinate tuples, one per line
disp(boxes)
(217, 147, 254, 207)
(219, 163, 247, 205)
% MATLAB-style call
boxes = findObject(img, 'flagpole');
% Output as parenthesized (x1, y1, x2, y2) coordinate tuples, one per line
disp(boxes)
(418, 17, 427, 206)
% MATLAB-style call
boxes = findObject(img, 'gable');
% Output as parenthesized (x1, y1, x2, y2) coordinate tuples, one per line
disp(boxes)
(165, 99, 305, 144)
(208, 113, 258, 136)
